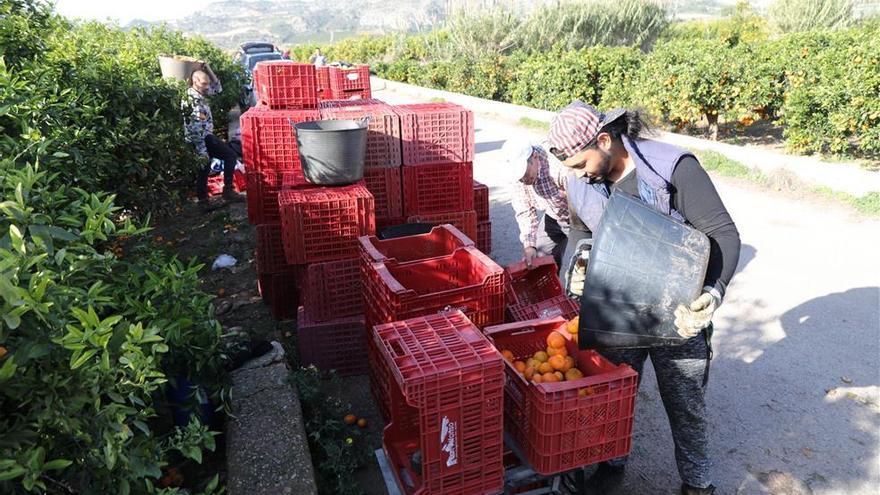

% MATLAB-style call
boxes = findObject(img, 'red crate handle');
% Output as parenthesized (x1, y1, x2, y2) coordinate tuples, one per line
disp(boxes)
(483, 316, 568, 338)
(505, 255, 558, 278)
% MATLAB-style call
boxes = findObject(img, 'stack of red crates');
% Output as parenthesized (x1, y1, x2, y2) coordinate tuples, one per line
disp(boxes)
(473, 180, 490, 254)
(373, 310, 505, 495)
(243, 61, 321, 320)
(394, 103, 479, 241)
(327, 65, 371, 100)
(358, 225, 505, 421)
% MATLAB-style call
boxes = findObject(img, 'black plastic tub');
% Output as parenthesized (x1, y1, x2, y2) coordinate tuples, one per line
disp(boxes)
(294, 119, 367, 185)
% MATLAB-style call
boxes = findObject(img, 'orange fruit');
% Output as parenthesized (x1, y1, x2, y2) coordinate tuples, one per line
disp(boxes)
(357, 418, 367, 428)
(533, 351, 549, 363)
(547, 346, 568, 358)
(565, 368, 584, 381)
(562, 356, 575, 372)
(526, 358, 541, 370)
(501, 349, 514, 362)
(548, 355, 566, 371)
(578, 386, 595, 397)
(566, 316, 579, 335)
(217, 288, 226, 297)
(532, 374, 544, 383)
(524, 366, 535, 380)
(0, 347, 7, 360)
(344, 414, 357, 425)
(537, 362, 553, 374)
(554, 371, 564, 381)
(542, 372, 559, 383)
(547, 331, 566, 349)
(514, 361, 526, 373)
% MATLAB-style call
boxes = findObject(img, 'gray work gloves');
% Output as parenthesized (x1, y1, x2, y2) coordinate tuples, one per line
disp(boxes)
(673, 289, 720, 338)
(565, 239, 592, 298)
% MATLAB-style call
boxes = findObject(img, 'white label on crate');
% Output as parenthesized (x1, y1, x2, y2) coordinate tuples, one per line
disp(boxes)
(538, 307, 563, 319)
(440, 416, 458, 467)
(346, 72, 360, 81)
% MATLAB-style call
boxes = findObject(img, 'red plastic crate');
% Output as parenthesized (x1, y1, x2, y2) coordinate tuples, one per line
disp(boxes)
(373, 310, 504, 495)
(255, 223, 289, 274)
(240, 107, 320, 173)
(278, 183, 375, 264)
(377, 216, 406, 232)
(407, 210, 478, 242)
(315, 66, 330, 91)
(484, 318, 638, 476)
(245, 170, 305, 225)
(395, 103, 474, 166)
(402, 162, 474, 215)
(473, 181, 489, 221)
(328, 65, 371, 92)
(320, 100, 401, 167)
(363, 247, 506, 331)
(358, 224, 474, 266)
(253, 61, 318, 109)
(297, 307, 367, 376)
(302, 257, 362, 322)
(508, 295, 579, 322)
(258, 270, 301, 320)
(363, 166, 403, 220)
(327, 88, 372, 100)
(477, 220, 491, 255)
(206, 169, 246, 197)
(505, 256, 565, 308)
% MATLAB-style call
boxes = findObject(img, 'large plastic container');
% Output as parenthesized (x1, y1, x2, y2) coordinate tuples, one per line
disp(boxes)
(473, 181, 490, 221)
(395, 103, 474, 166)
(240, 107, 320, 173)
(363, 166, 403, 220)
(484, 318, 638, 476)
(253, 61, 317, 109)
(505, 256, 579, 322)
(255, 223, 288, 275)
(245, 169, 304, 225)
(278, 183, 375, 264)
(579, 191, 711, 349)
(476, 220, 492, 255)
(363, 247, 506, 330)
(257, 269, 302, 320)
(297, 307, 367, 376)
(302, 257, 362, 322)
(373, 310, 504, 495)
(320, 99, 402, 168)
(294, 119, 367, 185)
(157, 55, 203, 81)
(328, 65, 371, 92)
(403, 162, 474, 215)
(358, 224, 474, 266)
(406, 210, 478, 242)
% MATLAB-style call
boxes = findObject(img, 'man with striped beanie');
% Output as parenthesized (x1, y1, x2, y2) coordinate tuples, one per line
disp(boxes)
(548, 101, 741, 495)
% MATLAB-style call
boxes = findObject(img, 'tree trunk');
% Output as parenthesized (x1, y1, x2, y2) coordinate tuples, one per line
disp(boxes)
(707, 113, 719, 141)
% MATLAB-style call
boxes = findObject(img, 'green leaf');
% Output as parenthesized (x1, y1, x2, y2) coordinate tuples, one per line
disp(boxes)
(0, 465, 25, 481)
(3, 312, 21, 330)
(70, 349, 97, 369)
(42, 459, 73, 471)
(0, 356, 17, 383)
(9, 225, 24, 255)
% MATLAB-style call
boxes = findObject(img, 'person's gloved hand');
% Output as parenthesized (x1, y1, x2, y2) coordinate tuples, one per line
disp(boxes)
(569, 260, 586, 297)
(523, 246, 538, 269)
(673, 291, 718, 338)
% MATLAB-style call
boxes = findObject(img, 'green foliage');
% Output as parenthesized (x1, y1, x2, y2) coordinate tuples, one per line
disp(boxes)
(291, 367, 371, 495)
(1, 14, 244, 213)
(768, 0, 857, 32)
(1, 2, 234, 493)
(518, 0, 668, 52)
(443, 9, 522, 58)
(509, 45, 644, 111)
(772, 26, 880, 157)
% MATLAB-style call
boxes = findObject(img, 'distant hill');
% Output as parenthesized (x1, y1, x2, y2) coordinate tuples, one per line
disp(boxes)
(129, 0, 762, 50)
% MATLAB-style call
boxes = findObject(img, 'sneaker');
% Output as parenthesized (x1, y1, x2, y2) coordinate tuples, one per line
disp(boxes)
(681, 483, 716, 495)
(585, 461, 626, 492)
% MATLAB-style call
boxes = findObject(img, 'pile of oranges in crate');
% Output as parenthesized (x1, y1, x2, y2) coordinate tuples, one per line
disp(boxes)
(499, 316, 583, 384)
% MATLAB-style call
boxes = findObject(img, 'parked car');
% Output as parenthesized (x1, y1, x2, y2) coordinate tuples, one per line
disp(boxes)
(234, 42, 284, 108)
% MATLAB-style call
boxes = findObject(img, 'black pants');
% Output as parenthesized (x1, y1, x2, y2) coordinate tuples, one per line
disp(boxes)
(196, 134, 238, 200)
(537, 215, 568, 270)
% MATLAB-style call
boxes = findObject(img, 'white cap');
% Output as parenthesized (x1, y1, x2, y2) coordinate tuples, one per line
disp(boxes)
(501, 140, 535, 179)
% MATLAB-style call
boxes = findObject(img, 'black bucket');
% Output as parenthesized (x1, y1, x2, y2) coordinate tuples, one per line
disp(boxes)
(293, 119, 367, 186)
(579, 191, 710, 349)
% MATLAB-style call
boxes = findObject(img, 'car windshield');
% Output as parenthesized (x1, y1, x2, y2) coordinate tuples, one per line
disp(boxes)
(247, 53, 283, 71)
